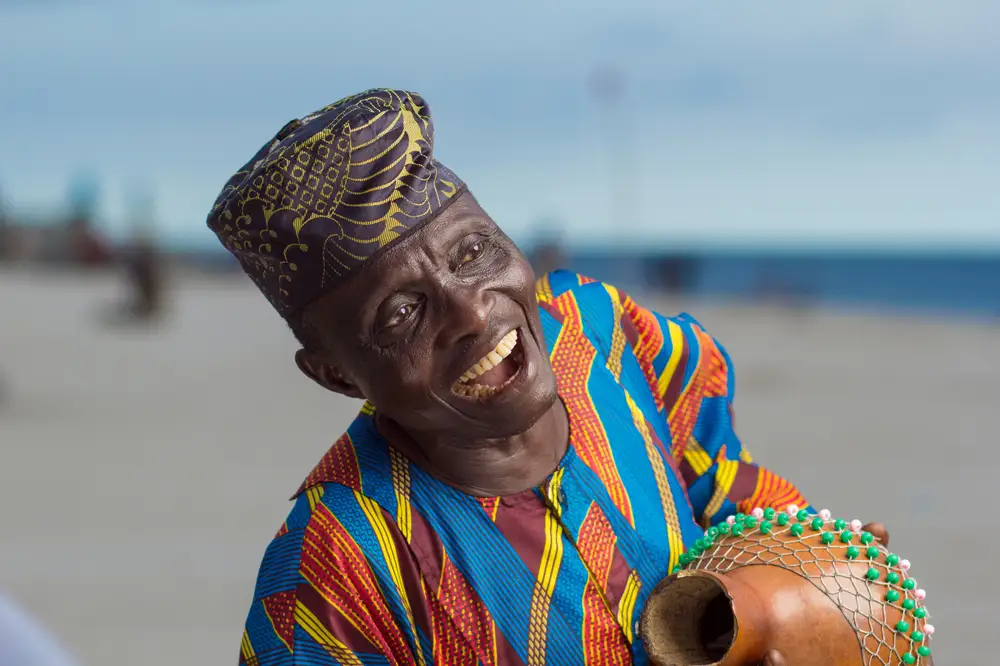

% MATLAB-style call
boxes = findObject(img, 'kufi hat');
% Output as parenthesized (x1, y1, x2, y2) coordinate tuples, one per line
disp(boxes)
(207, 89, 466, 317)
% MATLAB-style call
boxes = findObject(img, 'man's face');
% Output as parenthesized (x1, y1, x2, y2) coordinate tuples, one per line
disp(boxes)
(296, 192, 560, 442)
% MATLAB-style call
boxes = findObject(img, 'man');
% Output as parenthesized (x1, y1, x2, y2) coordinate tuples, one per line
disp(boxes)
(209, 89, 886, 665)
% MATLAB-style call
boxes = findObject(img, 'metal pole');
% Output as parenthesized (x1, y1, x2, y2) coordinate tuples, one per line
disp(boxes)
(588, 66, 634, 245)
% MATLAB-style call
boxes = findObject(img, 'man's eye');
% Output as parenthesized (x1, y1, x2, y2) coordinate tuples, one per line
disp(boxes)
(387, 304, 415, 327)
(461, 242, 485, 264)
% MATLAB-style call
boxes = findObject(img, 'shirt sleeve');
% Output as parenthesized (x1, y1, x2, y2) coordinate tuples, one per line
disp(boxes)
(619, 293, 811, 528)
(239, 511, 422, 666)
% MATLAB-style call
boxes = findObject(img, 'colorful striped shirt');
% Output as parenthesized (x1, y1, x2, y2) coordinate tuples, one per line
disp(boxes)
(239, 271, 810, 666)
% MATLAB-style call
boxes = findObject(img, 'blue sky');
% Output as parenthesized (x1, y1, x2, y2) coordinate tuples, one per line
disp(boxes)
(1, 0, 998, 250)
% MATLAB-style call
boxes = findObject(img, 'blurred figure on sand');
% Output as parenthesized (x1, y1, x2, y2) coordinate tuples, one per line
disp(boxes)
(0, 185, 8, 261)
(101, 189, 167, 326)
(65, 174, 112, 268)
(0, 594, 79, 666)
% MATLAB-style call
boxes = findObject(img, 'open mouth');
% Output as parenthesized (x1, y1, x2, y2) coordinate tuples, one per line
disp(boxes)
(451, 329, 526, 400)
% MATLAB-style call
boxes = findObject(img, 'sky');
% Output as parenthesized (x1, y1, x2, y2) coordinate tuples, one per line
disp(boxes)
(0, 0, 998, 250)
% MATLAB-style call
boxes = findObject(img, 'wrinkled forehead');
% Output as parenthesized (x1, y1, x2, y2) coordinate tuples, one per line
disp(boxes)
(327, 193, 500, 307)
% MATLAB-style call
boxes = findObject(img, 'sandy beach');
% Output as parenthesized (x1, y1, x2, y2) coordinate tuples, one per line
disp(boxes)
(0, 266, 996, 665)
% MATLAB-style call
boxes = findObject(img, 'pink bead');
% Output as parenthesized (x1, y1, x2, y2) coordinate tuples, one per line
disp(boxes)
(899, 559, 911, 571)
(915, 589, 926, 600)
(786, 504, 800, 516)
(818, 509, 832, 521)
(726, 515, 736, 525)
(923, 624, 934, 635)
(751, 507, 765, 519)
(850, 519, 863, 533)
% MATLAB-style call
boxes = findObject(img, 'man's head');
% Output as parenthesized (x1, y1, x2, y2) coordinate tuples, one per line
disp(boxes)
(208, 89, 560, 443)
(292, 191, 560, 442)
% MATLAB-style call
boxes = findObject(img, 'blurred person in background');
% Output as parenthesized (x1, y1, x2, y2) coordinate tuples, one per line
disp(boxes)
(105, 208, 166, 326)
(0, 185, 7, 261)
(99, 229, 165, 326)
(0, 593, 79, 666)
(123, 229, 164, 321)
(208, 89, 888, 665)
(62, 175, 112, 268)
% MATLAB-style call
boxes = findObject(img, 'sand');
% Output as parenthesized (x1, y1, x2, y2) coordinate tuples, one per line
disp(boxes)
(0, 267, 995, 665)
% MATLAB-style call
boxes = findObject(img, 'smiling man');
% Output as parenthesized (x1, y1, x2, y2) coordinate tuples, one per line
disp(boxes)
(208, 89, 873, 666)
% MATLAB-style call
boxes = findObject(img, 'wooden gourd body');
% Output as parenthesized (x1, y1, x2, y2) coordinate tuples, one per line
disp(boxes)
(640, 510, 935, 666)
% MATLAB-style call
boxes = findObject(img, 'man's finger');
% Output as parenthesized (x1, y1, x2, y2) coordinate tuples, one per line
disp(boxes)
(761, 649, 786, 666)
(862, 522, 890, 547)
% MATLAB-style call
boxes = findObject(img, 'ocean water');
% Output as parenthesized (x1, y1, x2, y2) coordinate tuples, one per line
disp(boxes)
(562, 251, 1000, 318)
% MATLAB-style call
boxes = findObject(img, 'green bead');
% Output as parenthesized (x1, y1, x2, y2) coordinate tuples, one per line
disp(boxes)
(693, 538, 705, 550)
(760, 520, 773, 534)
(902, 579, 916, 590)
(902, 654, 915, 665)
(865, 568, 880, 580)
(690, 546, 703, 557)
(834, 519, 847, 530)
(763, 507, 776, 520)
(796, 509, 809, 521)
(887, 553, 900, 566)
(840, 531, 853, 543)
(702, 533, 714, 546)
(910, 631, 923, 642)
(886, 590, 900, 602)
(914, 608, 927, 619)
(731, 524, 744, 537)
(718, 523, 730, 535)
(735, 513, 746, 522)
(777, 513, 790, 526)
(821, 532, 835, 544)
(896, 620, 910, 633)
(902, 599, 916, 611)
(866, 547, 880, 559)
(846, 546, 860, 559)
(672, 565, 682, 574)
(707, 527, 720, 538)
(887, 572, 901, 585)
(918, 646, 931, 657)
(679, 552, 692, 565)
(744, 516, 757, 528)
(789, 523, 804, 537)
(860, 531, 874, 544)
(810, 517, 823, 530)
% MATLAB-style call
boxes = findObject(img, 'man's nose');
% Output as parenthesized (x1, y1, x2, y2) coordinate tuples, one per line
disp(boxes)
(439, 283, 495, 348)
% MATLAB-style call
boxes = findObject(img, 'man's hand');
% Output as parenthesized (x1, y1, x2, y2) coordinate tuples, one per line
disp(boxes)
(761, 649, 786, 665)
(861, 522, 890, 546)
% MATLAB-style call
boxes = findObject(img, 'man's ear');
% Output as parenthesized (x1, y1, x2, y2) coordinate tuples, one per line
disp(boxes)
(294, 348, 366, 399)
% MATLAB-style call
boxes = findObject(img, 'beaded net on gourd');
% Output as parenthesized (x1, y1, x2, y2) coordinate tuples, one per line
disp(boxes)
(678, 507, 934, 666)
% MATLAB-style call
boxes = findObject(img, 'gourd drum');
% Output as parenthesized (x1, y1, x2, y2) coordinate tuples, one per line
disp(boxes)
(640, 507, 935, 666)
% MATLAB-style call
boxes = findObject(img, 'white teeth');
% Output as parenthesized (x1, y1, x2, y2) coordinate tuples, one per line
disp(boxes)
(451, 329, 520, 395)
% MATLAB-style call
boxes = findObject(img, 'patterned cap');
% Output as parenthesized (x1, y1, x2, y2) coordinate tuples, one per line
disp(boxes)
(206, 89, 467, 318)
